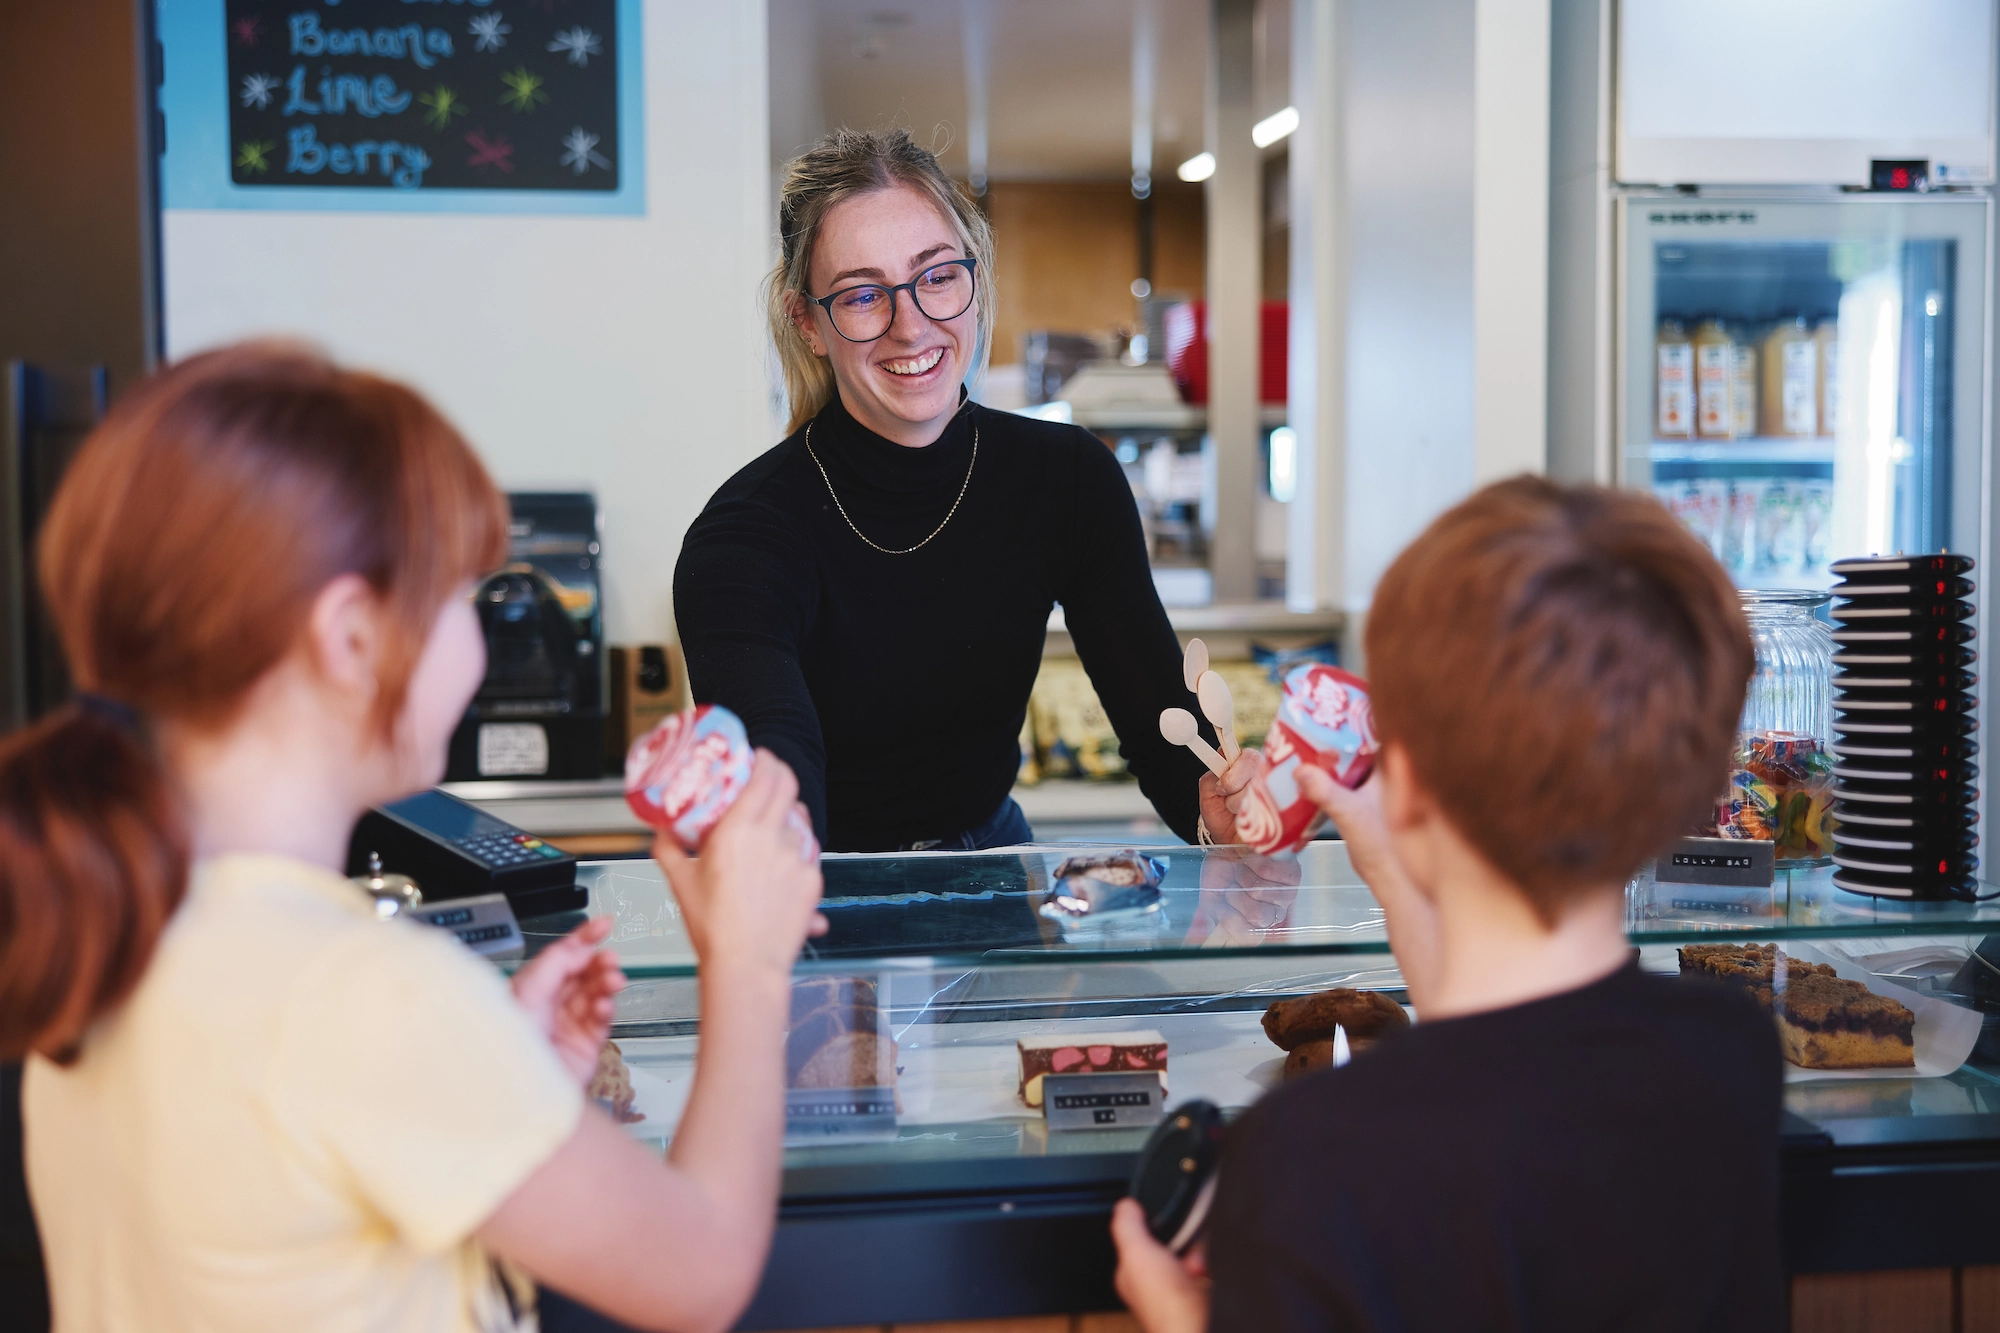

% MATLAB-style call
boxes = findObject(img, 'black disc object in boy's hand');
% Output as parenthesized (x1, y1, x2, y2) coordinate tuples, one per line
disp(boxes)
(1129, 1099, 1225, 1254)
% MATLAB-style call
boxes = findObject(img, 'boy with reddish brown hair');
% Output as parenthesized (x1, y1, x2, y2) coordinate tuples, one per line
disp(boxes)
(1113, 477, 1780, 1332)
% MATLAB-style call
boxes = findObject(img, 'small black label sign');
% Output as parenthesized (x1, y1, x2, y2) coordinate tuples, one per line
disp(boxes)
(1655, 836, 1775, 888)
(784, 1087, 898, 1144)
(1043, 1072, 1165, 1131)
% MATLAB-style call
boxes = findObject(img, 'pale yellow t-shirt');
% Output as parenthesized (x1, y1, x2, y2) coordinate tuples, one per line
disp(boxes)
(25, 853, 583, 1333)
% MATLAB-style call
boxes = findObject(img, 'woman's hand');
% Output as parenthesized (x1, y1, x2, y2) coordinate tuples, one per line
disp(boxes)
(1198, 747, 1265, 844)
(510, 915, 627, 1086)
(1110, 1198, 1211, 1333)
(653, 750, 828, 981)
(1185, 850, 1301, 946)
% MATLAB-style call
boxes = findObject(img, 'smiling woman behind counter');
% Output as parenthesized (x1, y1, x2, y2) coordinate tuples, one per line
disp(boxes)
(676, 128, 1253, 852)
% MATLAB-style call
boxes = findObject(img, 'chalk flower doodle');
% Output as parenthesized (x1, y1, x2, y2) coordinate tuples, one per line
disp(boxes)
(417, 85, 468, 131)
(230, 16, 262, 48)
(547, 26, 603, 67)
(558, 126, 610, 176)
(468, 12, 511, 54)
(235, 140, 276, 174)
(498, 67, 550, 112)
(465, 129, 516, 173)
(239, 73, 279, 110)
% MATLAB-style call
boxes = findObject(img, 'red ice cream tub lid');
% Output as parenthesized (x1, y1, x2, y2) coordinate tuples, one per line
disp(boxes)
(625, 704, 756, 853)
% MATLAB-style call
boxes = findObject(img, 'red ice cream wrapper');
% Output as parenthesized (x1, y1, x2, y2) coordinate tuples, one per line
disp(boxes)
(625, 704, 757, 853)
(1234, 664, 1379, 855)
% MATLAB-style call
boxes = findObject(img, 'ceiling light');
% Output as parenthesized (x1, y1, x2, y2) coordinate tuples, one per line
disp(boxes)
(1177, 151, 1215, 183)
(1252, 106, 1299, 149)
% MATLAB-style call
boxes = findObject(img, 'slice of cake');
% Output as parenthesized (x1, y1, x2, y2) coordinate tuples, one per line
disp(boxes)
(1017, 1031, 1168, 1108)
(1678, 942, 1837, 1012)
(787, 975, 897, 1091)
(1680, 944, 1917, 1069)
(1772, 971, 1916, 1070)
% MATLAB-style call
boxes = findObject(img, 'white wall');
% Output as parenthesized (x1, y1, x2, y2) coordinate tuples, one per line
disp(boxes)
(1472, 0, 1550, 484)
(1287, 0, 1550, 625)
(161, 1, 772, 645)
(1342, 0, 1477, 599)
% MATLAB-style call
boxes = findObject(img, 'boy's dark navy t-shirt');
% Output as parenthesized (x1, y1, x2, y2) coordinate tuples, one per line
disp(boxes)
(1206, 960, 1783, 1332)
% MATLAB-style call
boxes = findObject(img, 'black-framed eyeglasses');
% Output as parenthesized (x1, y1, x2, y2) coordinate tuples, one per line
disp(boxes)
(809, 257, 978, 343)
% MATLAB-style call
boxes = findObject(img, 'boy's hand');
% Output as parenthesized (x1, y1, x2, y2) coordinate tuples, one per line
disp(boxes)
(1199, 747, 1266, 844)
(1296, 765, 1413, 901)
(1111, 1198, 1211, 1333)
(1297, 764, 1444, 1005)
(653, 750, 828, 981)
(510, 915, 627, 1086)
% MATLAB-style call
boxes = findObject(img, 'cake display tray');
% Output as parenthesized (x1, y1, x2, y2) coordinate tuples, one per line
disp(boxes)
(612, 1007, 1367, 1145)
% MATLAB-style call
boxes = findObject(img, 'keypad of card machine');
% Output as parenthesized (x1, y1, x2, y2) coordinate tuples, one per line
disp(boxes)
(457, 830, 567, 868)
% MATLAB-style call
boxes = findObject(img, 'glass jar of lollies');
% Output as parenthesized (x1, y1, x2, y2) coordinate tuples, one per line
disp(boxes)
(1716, 590, 1835, 864)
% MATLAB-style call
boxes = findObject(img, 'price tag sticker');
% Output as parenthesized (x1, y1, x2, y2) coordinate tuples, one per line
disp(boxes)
(1042, 1072, 1166, 1131)
(784, 1087, 899, 1145)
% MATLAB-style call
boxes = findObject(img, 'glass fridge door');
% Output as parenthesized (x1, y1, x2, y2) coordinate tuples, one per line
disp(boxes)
(1621, 196, 1989, 590)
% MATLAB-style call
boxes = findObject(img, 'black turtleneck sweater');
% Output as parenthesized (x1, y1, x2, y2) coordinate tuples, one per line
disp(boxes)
(673, 394, 1211, 852)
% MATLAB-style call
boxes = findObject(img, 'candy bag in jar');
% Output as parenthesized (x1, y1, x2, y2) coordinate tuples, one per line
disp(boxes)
(625, 704, 819, 858)
(1234, 664, 1379, 856)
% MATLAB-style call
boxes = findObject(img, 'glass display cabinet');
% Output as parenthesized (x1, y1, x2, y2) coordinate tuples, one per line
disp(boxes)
(521, 843, 2000, 1330)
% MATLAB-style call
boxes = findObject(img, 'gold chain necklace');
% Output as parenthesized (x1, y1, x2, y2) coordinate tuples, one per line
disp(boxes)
(804, 419, 979, 556)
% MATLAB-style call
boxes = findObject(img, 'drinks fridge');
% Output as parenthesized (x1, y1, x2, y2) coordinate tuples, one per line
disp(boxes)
(1622, 197, 1987, 592)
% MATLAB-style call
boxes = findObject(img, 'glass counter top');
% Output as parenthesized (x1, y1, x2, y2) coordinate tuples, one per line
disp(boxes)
(522, 843, 2000, 980)
(515, 843, 2000, 1182)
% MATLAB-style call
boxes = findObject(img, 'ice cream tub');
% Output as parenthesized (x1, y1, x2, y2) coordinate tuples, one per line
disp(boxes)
(1235, 664, 1379, 855)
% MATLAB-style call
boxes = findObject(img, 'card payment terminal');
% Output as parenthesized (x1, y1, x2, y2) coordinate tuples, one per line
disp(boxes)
(345, 789, 585, 919)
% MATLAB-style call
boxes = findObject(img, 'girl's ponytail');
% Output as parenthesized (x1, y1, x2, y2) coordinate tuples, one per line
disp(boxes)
(0, 699, 188, 1062)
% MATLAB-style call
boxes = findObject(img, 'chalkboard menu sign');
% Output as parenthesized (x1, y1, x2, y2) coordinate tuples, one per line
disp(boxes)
(225, 1, 621, 193)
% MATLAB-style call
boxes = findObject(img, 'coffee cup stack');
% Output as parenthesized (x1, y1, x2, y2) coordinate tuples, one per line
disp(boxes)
(1827, 554, 1980, 901)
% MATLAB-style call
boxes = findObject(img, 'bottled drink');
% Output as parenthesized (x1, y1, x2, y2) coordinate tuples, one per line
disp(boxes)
(1730, 327, 1759, 440)
(1813, 318, 1838, 438)
(1694, 319, 1734, 439)
(1656, 319, 1693, 439)
(1761, 317, 1817, 437)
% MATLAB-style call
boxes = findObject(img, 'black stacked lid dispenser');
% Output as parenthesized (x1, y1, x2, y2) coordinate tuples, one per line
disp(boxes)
(1827, 554, 1986, 901)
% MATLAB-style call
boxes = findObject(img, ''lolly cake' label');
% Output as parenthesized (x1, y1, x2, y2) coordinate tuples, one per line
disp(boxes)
(1235, 664, 1379, 855)
(625, 704, 755, 852)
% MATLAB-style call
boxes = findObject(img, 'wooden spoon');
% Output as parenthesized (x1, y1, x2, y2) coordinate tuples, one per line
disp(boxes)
(1196, 669, 1240, 762)
(1183, 637, 1209, 693)
(1160, 707, 1228, 776)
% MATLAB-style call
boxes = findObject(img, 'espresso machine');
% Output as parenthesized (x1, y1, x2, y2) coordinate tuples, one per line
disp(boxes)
(445, 492, 606, 781)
